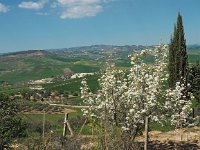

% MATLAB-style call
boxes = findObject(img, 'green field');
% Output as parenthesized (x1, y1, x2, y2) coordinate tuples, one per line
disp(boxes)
(1, 46, 199, 148)
(0, 47, 199, 96)
(20, 107, 91, 137)
(0, 47, 199, 85)
(0, 54, 100, 84)
(42, 74, 99, 92)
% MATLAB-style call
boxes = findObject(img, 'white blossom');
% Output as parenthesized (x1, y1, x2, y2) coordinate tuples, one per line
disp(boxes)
(81, 44, 192, 139)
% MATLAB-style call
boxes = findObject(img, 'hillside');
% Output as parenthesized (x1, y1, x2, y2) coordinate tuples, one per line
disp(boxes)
(0, 45, 199, 149)
(0, 45, 135, 84)
(0, 45, 199, 85)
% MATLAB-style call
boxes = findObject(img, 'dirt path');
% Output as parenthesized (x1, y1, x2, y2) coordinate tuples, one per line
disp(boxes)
(136, 127, 200, 142)
(49, 103, 89, 108)
(147, 140, 199, 150)
(136, 127, 200, 149)
(21, 108, 76, 114)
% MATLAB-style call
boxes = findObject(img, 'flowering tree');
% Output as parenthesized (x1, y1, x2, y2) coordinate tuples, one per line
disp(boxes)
(81, 63, 129, 119)
(81, 44, 192, 148)
(165, 82, 192, 128)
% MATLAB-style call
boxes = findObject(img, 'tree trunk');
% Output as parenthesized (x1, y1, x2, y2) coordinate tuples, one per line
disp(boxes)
(144, 116, 149, 150)
(114, 112, 118, 127)
(43, 110, 46, 150)
(192, 108, 195, 118)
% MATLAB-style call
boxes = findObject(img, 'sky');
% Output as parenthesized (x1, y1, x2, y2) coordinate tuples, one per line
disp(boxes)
(0, 0, 200, 53)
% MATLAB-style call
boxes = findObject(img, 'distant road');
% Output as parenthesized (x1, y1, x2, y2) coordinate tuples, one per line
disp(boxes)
(49, 103, 89, 108)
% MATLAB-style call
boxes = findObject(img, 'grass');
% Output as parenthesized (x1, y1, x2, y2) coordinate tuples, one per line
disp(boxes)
(67, 97, 84, 105)
(0, 54, 100, 84)
(42, 74, 99, 93)
(188, 54, 200, 64)
(0, 85, 29, 95)
(21, 108, 84, 135)
(0, 48, 199, 85)
(68, 63, 100, 73)
(149, 120, 174, 132)
(115, 59, 132, 68)
(0, 62, 66, 83)
(16, 98, 91, 136)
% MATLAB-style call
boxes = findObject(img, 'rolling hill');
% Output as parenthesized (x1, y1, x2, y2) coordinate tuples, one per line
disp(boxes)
(0, 45, 199, 85)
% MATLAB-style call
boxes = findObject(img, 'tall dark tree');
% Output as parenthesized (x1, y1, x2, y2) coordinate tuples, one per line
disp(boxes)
(168, 12, 188, 88)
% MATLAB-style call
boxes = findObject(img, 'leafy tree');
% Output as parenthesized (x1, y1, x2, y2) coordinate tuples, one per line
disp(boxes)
(81, 45, 192, 149)
(63, 91, 69, 98)
(43, 88, 51, 98)
(188, 62, 200, 116)
(168, 13, 188, 88)
(0, 94, 26, 149)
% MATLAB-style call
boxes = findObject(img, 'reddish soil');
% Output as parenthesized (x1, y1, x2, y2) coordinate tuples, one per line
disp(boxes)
(137, 127, 200, 150)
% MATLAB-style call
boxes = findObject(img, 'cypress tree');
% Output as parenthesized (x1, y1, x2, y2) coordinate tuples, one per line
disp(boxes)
(168, 12, 188, 88)
(168, 35, 175, 87)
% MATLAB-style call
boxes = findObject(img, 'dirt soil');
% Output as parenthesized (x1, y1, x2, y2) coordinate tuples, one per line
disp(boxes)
(137, 127, 200, 150)
(147, 140, 199, 150)
(22, 108, 76, 114)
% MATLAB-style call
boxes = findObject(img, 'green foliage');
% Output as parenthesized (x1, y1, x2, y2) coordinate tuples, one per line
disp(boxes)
(67, 115, 88, 133)
(67, 97, 83, 105)
(26, 121, 52, 135)
(188, 62, 200, 114)
(0, 93, 26, 148)
(189, 62, 200, 99)
(21, 108, 83, 135)
(188, 54, 200, 64)
(42, 74, 99, 93)
(168, 13, 188, 88)
(0, 54, 100, 84)
(149, 121, 173, 132)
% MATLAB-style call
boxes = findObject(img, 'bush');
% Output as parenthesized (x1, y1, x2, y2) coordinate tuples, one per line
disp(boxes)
(70, 115, 87, 132)
(0, 93, 26, 149)
(27, 121, 52, 135)
(72, 91, 79, 97)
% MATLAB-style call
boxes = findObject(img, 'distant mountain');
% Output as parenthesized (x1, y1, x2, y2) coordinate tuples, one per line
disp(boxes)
(1, 45, 153, 56)
(46, 45, 143, 53)
(1, 44, 199, 56)
(187, 44, 200, 49)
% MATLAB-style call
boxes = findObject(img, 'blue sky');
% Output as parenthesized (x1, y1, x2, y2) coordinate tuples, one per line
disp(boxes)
(0, 0, 199, 53)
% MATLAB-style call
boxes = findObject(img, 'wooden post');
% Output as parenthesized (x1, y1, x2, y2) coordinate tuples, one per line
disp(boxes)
(180, 125, 183, 141)
(144, 116, 149, 150)
(66, 118, 74, 137)
(78, 119, 87, 135)
(63, 113, 74, 137)
(105, 105, 108, 150)
(43, 110, 46, 150)
(63, 113, 67, 137)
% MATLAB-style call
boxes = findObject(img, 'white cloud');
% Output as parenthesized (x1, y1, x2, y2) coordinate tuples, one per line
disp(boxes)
(55, 0, 111, 19)
(0, 3, 9, 13)
(60, 5, 102, 19)
(17, 0, 113, 19)
(19, 0, 48, 10)
(51, 2, 59, 8)
(36, 12, 50, 16)
(58, 0, 100, 5)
